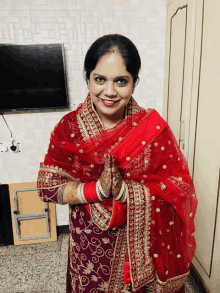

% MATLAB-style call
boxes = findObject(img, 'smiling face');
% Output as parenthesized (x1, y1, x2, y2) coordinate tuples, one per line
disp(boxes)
(87, 51, 134, 126)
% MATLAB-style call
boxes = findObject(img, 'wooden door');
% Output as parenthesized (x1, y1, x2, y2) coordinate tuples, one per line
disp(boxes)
(163, 0, 197, 159)
(187, 0, 220, 291)
(164, 0, 220, 292)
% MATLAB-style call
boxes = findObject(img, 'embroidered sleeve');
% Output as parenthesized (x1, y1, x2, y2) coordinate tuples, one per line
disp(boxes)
(38, 181, 107, 205)
(38, 184, 67, 205)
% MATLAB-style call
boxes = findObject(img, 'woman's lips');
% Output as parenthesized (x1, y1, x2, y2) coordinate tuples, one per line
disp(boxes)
(100, 99, 119, 107)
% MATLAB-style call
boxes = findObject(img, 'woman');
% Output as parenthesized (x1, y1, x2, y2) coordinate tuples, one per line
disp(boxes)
(37, 34, 198, 293)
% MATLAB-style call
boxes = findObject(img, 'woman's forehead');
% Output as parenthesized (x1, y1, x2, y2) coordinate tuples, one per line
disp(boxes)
(92, 53, 130, 77)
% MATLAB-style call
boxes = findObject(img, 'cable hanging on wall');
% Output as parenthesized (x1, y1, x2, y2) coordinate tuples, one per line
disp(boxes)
(0, 111, 17, 152)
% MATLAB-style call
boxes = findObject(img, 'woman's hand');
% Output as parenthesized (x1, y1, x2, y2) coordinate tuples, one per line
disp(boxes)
(99, 154, 112, 198)
(111, 155, 123, 199)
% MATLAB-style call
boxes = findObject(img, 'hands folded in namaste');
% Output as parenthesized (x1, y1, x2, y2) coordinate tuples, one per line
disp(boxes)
(99, 154, 123, 199)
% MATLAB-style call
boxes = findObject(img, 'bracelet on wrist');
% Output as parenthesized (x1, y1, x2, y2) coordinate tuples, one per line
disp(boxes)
(118, 189, 127, 203)
(77, 183, 87, 204)
(115, 180, 125, 201)
(77, 181, 107, 203)
(84, 181, 99, 202)
(115, 181, 127, 203)
(96, 180, 104, 201)
(97, 179, 108, 200)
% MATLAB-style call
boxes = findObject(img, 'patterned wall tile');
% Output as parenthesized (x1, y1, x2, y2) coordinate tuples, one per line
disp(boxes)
(0, 0, 166, 225)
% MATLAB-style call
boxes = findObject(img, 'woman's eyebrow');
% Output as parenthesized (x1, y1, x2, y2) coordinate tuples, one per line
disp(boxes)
(93, 73, 130, 79)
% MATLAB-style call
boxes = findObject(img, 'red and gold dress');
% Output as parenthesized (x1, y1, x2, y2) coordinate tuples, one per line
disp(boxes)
(37, 93, 198, 293)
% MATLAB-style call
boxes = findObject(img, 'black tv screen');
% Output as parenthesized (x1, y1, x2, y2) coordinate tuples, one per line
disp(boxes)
(0, 44, 69, 112)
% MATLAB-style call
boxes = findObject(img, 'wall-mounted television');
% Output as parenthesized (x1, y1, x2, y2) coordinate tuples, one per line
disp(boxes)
(0, 44, 69, 113)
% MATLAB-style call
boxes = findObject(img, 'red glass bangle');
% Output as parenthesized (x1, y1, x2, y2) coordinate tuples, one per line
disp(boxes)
(83, 181, 99, 202)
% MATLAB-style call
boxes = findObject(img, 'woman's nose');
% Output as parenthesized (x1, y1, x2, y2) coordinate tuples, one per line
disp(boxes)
(105, 82, 116, 96)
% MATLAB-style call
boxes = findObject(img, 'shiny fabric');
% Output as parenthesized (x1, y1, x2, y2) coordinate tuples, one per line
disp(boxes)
(37, 93, 197, 292)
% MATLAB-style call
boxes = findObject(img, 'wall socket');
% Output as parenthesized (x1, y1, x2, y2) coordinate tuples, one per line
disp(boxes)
(0, 140, 22, 154)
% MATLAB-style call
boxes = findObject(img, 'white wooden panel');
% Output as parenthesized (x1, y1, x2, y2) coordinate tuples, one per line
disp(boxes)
(163, 0, 196, 158)
(166, 0, 220, 291)
(167, 6, 186, 143)
(211, 184, 220, 291)
(192, 0, 220, 277)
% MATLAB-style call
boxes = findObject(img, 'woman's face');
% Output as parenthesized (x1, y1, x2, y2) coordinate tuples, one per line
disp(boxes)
(88, 51, 134, 122)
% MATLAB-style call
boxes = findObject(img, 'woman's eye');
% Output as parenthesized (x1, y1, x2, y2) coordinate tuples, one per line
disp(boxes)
(95, 77, 104, 82)
(117, 79, 127, 85)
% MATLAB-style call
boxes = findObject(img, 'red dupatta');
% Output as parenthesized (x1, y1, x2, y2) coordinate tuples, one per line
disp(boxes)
(37, 93, 198, 292)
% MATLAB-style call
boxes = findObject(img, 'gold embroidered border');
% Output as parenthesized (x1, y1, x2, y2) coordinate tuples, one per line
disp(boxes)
(37, 174, 70, 188)
(105, 181, 155, 293)
(90, 203, 112, 230)
(39, 164, 75, 180)
(37, 164, 77, 188)
(148, 271, 189, 293)
(77, 95, 103, 140)
(127, 96, 143, 117)
(127, 181, 155, 291)
(76, 94, 143, 141)
(106, 224, 128, 293)
(77, 114, 90, 140)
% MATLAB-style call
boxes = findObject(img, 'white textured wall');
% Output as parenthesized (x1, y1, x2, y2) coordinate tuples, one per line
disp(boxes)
(0, 0, 166, 225)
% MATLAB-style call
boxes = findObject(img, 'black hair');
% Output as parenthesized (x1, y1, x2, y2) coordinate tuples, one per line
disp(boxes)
(83, 34, 141, 87)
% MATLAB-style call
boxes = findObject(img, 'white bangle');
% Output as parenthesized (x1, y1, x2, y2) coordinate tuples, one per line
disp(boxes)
(96, 180, 104, 201)
(77, 183, 87, 204)
(115, 181, 125, 201)
(97, 179, 108, 199)
(118, 189, 127, 203)
(115, 181, 127, 203)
